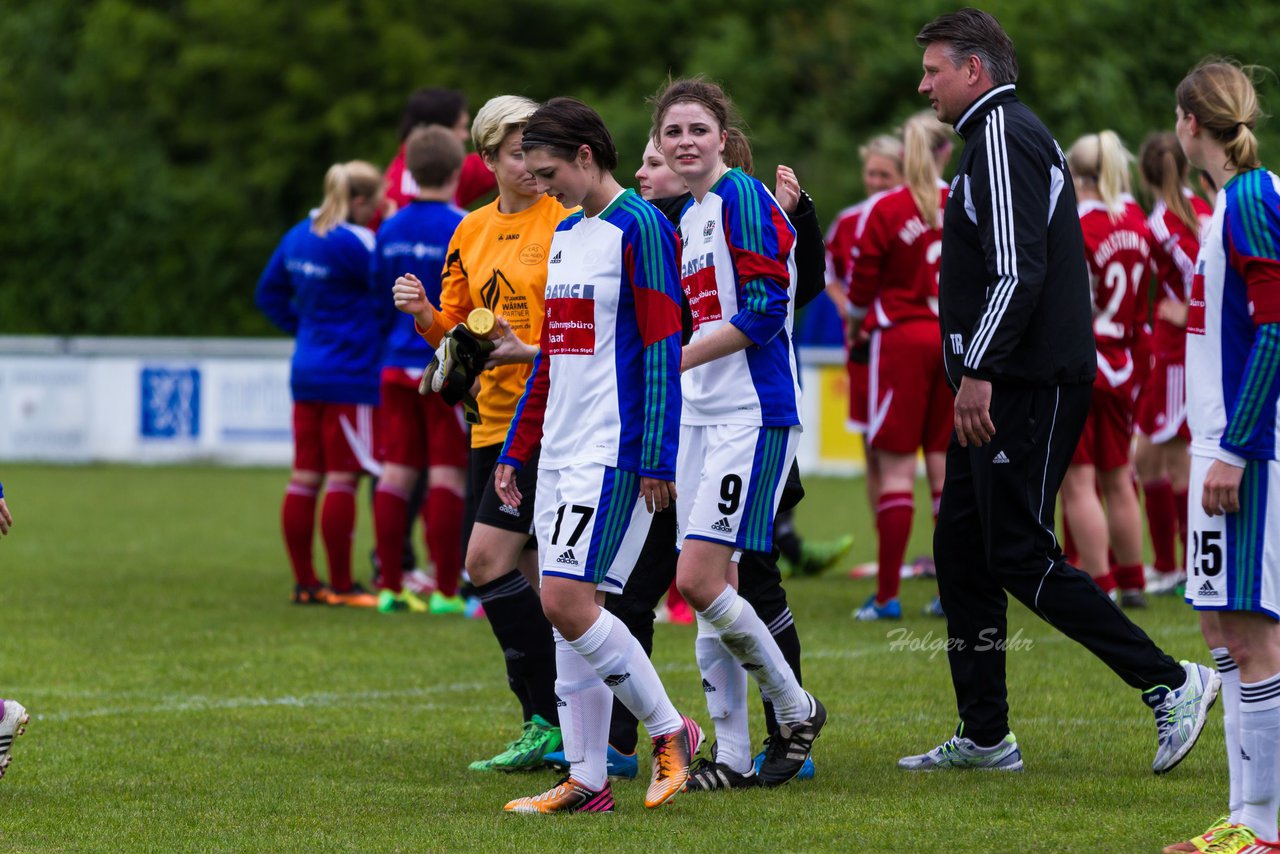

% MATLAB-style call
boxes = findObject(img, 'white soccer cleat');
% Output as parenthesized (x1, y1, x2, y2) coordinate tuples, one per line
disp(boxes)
(1146, 661, 1220, 774)
(0, 699, 29, 780)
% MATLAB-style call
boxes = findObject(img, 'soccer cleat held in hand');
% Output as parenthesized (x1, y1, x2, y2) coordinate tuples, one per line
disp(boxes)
(421, 324, 496, 425)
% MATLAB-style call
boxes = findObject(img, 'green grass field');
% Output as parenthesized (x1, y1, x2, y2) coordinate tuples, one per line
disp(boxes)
(0, 464, 1222, 852)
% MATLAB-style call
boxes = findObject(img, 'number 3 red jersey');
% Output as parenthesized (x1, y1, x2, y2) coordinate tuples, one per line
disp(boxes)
(1077, 199, 1152, 387)
(848, 184, 947, 330)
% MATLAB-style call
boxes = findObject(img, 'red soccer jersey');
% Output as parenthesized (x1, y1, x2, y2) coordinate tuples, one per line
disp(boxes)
(825, 200, 872, 288)
(848, 184, 946, 329)
(1078, 199, 1153, 386)
(1146, 192, 1212, 361)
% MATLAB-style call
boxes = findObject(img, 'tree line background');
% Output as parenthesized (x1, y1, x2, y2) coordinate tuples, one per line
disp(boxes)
(1, 0, 1275, 337)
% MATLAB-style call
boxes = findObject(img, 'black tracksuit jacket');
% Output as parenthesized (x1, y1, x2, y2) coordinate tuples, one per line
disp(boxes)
(938, 84, 1097, 391)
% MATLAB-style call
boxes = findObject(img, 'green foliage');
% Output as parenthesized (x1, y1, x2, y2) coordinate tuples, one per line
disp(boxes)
(1, 0, 1276, 335)
(0, 464, 1223, 850)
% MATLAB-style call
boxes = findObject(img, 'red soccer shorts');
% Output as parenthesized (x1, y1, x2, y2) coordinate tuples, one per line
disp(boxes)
(1071, 376, 1135, 470)
(1135, 356, 1189, 444)
(378, 370, 469, 470)
(866, 320, 952, 455)
(293, 401, 377, 474)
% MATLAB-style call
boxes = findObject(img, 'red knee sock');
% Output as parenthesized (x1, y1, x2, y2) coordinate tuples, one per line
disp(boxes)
(1062, 509, 1079, 566)
(876, 492, 914, 605)
(281, 482, 319, 587)
(320, 480, 358, 592)
(373, 483, 410, 593)
(425, 485, 465, 597)
(1142, 479, 1178, 573)
(1114, 562, 1145, 591)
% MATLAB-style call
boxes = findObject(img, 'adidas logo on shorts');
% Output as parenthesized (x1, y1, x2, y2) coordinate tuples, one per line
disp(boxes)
(993, 451, 1011, 464)
(556, 549, 579, 566)
(711, 517, 733, 533)
(702, 678, 716, 693)
(604, 672, 631, 687)
(499, 503, 520, 516)
(1198, 580, 1218, 597)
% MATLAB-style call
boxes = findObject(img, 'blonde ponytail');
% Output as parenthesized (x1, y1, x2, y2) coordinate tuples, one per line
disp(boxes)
(902, 113, 944, 227)
(312, 160, 381, 237)
(1177, 59, 1266, 174)
(1068, 131, 1134, 220)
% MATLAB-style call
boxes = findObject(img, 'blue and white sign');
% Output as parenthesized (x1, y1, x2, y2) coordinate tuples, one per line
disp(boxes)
(140, 366, 200, 440)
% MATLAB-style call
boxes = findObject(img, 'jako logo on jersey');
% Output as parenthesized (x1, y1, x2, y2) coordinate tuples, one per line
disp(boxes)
(556, 549, 579, 566)
(711, 517, 733, 533)
(950, 334, 964, 355)
(496, 233, 520, 241)
(549, 250, 562, 264)
(545, 283, 595, 300)
(604, 673, 631, 687)
(993, 451, 1010, 464)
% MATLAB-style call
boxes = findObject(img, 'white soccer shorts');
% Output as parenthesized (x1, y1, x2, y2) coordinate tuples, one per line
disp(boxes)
(676, 423, 799, 552)
(533, 463, 655, 596)
(1186, 453, 1280, 618)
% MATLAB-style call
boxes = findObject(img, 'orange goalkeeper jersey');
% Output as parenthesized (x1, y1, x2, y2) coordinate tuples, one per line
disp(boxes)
(421, 193, 571, 448)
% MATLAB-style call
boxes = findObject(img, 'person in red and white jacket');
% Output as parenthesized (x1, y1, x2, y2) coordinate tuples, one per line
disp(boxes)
(1060, 130, 1153, 605)
(848, 112, 953, 621)
(1134, 132, 1213, 596)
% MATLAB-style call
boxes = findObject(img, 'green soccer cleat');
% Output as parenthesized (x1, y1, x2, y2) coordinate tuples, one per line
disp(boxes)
(429, 591, 467, 615)
(377, 588, 429, 614)
(788, 534, 855, 577)
(471, 715, 563, 773)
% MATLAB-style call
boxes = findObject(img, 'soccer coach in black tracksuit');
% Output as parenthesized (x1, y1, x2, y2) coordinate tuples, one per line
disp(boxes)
(900, 8, 1215, 772)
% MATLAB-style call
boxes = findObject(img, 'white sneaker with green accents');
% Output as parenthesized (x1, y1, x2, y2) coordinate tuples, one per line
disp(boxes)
(898, 730, 1023, 771)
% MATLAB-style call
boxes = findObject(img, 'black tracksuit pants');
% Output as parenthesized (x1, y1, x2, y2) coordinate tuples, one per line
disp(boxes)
(933, 382, 1185, 746)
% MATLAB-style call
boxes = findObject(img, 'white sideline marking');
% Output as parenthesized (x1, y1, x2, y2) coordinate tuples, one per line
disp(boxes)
(34, 682, 490, 722)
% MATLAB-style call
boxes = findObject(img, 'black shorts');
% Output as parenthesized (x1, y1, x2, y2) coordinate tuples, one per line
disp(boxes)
(465, 442, 539, 553)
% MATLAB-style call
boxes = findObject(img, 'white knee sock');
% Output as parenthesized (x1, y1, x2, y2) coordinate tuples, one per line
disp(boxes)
(1239, 670, 1280, 840)
(696, 616, 752, 773)
(566, 610, 682, 739)
(699, 586, 810, 725)
(554, 631, 612, 791)
(1212, 648, 1244, 822)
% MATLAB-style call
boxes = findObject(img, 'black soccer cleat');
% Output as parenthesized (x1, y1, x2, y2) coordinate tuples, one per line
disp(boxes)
(683, 754, 761, 792)
(759, 694, 827, 786)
